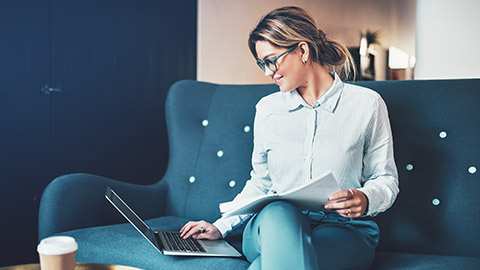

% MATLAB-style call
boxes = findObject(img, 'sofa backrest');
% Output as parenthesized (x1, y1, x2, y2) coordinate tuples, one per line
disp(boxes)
(163, 80, 276, 221)
(163, 79, 480, 257)
(355, 79, 480, 257)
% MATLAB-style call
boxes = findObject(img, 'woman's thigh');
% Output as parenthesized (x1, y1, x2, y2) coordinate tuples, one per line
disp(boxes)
(242, 202, 311, 257)
(242, 201, 317, 269)
(311, 224, 375, 270)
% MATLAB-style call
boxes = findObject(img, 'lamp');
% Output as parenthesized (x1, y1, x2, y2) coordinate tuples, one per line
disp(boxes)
(388, 46, 409, 69)
(388, 46, 409, 80)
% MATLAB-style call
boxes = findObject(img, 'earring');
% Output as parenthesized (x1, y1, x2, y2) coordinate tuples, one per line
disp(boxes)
(302, 59, 307, 64)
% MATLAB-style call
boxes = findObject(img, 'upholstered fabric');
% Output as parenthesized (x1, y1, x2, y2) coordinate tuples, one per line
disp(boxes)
(39, 79, 480, 269)
(58, 216, 248, 270)
(38, 173, 168, 239)
(354, 79, 480, 258)
(371, 251, 480, 270)
(162, 81, 276, 223)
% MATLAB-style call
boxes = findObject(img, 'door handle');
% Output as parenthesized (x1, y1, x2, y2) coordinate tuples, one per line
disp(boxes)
(41, 85, 62, 95)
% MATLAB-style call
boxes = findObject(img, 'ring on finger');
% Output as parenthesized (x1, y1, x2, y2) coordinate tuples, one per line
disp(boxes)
(348, 189, 354, 198)
(199, 227, 205, 234)
(347, 208, 351, 216)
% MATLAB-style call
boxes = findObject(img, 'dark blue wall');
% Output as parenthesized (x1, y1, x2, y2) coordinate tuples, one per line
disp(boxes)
(0, 0, 196, 266)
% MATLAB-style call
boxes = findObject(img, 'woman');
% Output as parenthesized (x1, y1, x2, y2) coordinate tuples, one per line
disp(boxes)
(181, 6, 399, 270)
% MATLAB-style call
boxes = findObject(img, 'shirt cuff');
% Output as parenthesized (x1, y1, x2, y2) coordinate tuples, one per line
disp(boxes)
(212, 219, 232, 239)
(357, 187, 373, 216)
(359, 190, 370, 216)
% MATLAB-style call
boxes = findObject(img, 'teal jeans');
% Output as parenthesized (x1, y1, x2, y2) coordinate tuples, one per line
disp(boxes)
(242, 201, 380, 270)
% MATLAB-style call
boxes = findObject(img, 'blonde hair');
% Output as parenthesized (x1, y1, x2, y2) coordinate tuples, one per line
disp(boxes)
(248, 6, 356, 81)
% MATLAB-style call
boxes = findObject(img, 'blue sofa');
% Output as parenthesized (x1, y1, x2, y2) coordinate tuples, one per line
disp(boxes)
(39, 79, 480, 269)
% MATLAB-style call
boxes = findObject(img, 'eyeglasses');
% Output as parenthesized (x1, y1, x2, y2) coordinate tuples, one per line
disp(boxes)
(256, 46, 296, 73)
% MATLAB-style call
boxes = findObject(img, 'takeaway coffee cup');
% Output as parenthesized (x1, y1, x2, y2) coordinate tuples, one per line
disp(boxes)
(37, 236, 78, 270)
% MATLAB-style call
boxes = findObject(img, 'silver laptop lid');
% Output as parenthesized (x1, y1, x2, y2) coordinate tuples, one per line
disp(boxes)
(105, 186, 242, 257)
(105, 187, 162, 252)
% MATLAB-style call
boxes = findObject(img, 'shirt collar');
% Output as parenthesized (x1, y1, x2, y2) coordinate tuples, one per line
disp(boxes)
(285, 73, 344, 113)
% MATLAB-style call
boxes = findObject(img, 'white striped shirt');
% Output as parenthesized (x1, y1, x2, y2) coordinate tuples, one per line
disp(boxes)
(213, 73, 399, 237)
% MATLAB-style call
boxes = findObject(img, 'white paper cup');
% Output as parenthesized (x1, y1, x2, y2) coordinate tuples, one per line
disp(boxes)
(37, 236, 78, 270)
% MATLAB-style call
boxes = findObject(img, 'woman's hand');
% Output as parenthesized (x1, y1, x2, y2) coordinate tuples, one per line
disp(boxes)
(180, 220, 222, 240)
(324, 189, 368, 218)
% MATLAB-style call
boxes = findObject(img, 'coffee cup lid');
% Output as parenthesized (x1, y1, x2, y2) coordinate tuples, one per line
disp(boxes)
(37, 236, 78, 255)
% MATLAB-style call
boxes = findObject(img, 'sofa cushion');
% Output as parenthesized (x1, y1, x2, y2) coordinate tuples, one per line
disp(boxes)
(163, 81, 276, 222)
(371, 251, 480, 270)
(354, 79, 480, 258)
(58, 216, 248, 270)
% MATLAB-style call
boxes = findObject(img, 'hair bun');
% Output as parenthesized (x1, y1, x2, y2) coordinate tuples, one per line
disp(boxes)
(317, 29, 327, 42)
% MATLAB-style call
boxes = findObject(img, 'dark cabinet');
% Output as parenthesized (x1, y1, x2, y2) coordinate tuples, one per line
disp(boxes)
(0, 0, 196, 265)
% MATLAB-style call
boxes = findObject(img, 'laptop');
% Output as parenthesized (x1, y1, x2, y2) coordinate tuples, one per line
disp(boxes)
(105, 186, 242, 257)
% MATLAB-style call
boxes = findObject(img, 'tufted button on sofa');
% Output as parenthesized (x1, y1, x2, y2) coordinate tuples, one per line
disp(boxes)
(39, 79, 480, 269)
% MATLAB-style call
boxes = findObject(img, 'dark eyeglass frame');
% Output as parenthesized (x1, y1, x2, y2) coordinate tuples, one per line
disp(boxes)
(256, 46, 296, 73)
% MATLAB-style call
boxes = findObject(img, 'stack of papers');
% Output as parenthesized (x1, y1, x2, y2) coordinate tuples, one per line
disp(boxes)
(219, 171, 340, 217)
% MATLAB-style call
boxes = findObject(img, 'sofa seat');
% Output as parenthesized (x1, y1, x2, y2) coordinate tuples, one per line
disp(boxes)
(371, 251, 480, 270)
(61, 215, 480, 270)
(58, 216, 249, 270)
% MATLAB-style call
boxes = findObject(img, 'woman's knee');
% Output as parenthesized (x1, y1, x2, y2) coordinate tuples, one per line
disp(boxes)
(254, 201, 308, 231)
(258, 201, 298, 218)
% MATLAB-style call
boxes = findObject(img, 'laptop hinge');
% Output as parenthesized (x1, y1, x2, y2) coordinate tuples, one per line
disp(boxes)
(154, 231, 165, 250)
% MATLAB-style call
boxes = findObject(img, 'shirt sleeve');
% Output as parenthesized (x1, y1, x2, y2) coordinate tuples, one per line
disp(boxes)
(357, 96, 399, 216)
(213, 102, 273, 238)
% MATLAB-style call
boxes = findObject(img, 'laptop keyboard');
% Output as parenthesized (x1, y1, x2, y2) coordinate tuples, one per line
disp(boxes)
(160, 231, 206, 253)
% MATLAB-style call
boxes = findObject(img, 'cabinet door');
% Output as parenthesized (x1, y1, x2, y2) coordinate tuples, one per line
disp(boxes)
(50, 0, 196, 183)
(0, 0, 51, 266)
(0, 0, 196, 266)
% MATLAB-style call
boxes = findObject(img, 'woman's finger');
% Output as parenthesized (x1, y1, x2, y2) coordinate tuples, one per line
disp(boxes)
(328, 189, 353, 201)
(180, 221, 198, 237)
(338, 205, 363, 218)
(181, 220, 209, 239)
(180, 221, 193, 233)
(194, 224, 222, 240)
(325, 198, 354, 210)
(192, 225, 210, 239)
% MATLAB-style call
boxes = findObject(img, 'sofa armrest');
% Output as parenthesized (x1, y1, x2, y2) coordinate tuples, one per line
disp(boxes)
(38, 173, 167, 240)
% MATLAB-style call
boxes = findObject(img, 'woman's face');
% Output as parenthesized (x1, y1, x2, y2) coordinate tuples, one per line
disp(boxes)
(255, 41, 306, 92)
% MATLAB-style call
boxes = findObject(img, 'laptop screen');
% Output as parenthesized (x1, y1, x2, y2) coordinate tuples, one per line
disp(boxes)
(105, 187, 151, 237)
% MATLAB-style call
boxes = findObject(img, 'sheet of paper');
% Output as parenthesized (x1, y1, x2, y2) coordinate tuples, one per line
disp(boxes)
(219, 171, 340, 217)
(280, 171, 340, 212)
